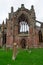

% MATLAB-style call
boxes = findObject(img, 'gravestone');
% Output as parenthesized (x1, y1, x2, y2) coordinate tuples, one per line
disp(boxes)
(12, 43, 17, 60)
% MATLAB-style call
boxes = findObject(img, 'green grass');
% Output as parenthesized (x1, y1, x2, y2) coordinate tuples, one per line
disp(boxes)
(0, 48, 43, 65)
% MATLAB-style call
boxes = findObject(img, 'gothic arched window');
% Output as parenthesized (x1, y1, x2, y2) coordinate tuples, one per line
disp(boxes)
(18, 14, 29, 33)
(20, 21, 29, 33)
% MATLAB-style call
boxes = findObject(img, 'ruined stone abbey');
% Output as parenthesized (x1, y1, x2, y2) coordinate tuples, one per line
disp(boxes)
(0, 4, 43, 48)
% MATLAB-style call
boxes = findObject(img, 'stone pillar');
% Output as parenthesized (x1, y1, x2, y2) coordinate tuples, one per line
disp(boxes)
(12, 43, 17, 60)
(29, 25, 33, 48)
(33, 29, 39, 48)
(11, 7, 14, 13)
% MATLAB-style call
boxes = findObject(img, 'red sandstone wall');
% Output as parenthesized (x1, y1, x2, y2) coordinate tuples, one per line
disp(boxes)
(0, 37, 2, 47)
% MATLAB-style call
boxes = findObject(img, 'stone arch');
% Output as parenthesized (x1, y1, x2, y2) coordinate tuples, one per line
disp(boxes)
(38, 30, 42, 42)
(17, 11, 30, 24)
(18, 14, 28, 23)
(20, 38, 26, 48)
(2, 31, 6, 46)
(17, 12, 30, 33)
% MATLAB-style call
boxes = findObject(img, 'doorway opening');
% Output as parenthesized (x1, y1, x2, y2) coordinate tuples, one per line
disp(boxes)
(20, 38, 26, 48)
(38, 30, 42, 42)
(2, 31, 6, 46)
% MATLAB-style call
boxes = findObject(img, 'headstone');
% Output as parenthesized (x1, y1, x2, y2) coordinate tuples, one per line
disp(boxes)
(12, 43, 17, 60)
(26, 45, 28, 49)
(29, 50, 32, 54)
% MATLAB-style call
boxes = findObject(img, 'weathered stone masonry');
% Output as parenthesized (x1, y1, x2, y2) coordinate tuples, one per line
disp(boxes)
(0, 4, 43, 48)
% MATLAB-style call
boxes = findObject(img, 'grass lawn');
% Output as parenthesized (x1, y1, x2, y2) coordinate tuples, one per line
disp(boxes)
(0, 48, 43, 65)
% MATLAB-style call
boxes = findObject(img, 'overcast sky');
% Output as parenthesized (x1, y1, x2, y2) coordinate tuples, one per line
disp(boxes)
(0, 0, 43, 24)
